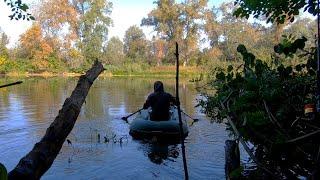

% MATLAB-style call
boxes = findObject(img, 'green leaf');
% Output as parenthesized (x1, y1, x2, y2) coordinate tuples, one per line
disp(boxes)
(295, 64, 302, 72)
(216, 72, 226, 81)
(0, 163, 7, 180)
(229, 166, 243, 178)
(237, 44, 247, 54)
(20, 4, 29, 12)
(244, 111, 269, 127)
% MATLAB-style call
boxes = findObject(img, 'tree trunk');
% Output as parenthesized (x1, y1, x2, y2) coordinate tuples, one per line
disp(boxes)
(225, 140, 240, 180)
(8, 61, 104, 180)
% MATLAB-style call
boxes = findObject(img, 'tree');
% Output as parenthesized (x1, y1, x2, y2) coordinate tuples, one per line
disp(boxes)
(104, 36, 124, 65)
(142, 0, 182, 41)
(142, 0, 208, 65)
(19, 24, 53, 69)
(223, 3, 266, 60)
(204, 2, 267, 61)
(201, 0, 320, 178)
(36, 0, 78, 56)
(142, 0, 181, 64)
(36, 0, 77, 37)
(123, 25, 148, 62)
(151, 35, 166, 66)
(8, 61, 104, 179)
(203, 6, 221, 47)
(179, 0, 208, 65)
(0, 29, 9, 58)
(284, 17, 317, 45)
(75, 0, 113, 63)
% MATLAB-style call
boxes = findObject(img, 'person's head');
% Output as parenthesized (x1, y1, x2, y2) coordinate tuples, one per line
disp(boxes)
(154, 81, 164, 92)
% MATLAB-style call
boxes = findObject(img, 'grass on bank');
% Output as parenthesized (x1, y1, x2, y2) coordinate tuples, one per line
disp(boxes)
(0, 56, 238, 78)
(0, 59, 207, 78)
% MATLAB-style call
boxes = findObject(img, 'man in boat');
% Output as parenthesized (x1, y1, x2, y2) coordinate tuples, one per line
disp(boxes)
(143, 81, 176, 121)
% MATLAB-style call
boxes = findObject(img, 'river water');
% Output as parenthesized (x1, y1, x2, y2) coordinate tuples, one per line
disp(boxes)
(0, 77, 228, 179)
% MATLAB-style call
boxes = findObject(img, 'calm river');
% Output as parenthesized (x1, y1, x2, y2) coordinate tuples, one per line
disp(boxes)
(0, 77, 228, 179)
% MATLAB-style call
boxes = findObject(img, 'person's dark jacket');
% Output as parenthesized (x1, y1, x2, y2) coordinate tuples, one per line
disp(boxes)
(143, 83, 175, 121)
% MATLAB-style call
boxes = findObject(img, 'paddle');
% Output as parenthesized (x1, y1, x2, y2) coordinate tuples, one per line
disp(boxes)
(172, 105, 199, 123)
(121, 108, 143, 122)
(181, 111, 199, 123)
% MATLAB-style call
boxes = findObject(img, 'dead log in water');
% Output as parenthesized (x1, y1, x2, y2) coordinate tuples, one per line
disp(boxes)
(8, 61, 104, 180)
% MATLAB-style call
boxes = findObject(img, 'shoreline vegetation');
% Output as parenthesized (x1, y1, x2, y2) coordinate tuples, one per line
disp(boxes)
(0, 65, 205, 78)
(1, 0, 319, 178)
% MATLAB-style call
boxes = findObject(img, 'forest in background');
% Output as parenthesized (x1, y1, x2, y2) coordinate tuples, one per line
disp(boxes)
(0, 0, 317, 76)
(1, 0, 320, 179)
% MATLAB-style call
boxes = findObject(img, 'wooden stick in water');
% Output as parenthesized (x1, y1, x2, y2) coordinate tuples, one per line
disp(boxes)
(0, 81, 23, 88)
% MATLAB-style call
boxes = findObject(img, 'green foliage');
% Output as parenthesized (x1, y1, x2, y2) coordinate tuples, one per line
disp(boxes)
(229, 166, 243, 179)
(141, 0, 181, 41)
(47, 56, 68, 73)
(142, 0, 207, 65)
(4, 0, 34, 20)
(274, 36, 307, 57)
(1, 59, 30, 73)
(200, 38, 317, 177)
(103, 37, 125, 65)
(76, 0, 113, 63)
(233, 0, 318, 23)
(203, 2, 275, 63)
(0, 0, 317, 78)
(123, 26, 148, 61)
(0, 163, 7, 180)
(0, 30, 9, 59)
(0, 56, 69, 74)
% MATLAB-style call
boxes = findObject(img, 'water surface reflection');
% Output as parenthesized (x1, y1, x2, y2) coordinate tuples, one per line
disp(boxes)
(0, 77, 228, 179)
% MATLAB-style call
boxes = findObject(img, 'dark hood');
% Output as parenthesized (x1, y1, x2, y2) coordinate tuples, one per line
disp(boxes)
(154, 81, 164, 92)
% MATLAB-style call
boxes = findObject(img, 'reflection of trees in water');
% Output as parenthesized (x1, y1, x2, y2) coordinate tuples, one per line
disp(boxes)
(101, 78, 151, 114)
(94, 77, 198, 115)
(0, 76, 198, 127)
(138, 141, 180, 165)
(0, 76, 199, 165)
(0, 77, 76, 122)
(0, 84, 10, 108)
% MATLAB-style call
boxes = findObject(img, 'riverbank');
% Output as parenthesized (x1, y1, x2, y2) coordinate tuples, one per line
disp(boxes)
(0, 65, 205, 78)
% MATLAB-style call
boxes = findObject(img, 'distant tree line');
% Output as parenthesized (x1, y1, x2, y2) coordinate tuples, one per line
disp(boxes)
(0, 0, 317, 73)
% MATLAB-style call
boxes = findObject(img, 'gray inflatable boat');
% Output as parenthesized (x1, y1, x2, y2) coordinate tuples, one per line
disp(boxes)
(129, 107, 189, 141)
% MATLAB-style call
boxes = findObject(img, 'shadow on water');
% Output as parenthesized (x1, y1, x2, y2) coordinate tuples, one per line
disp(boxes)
(137, 140, 180, 165)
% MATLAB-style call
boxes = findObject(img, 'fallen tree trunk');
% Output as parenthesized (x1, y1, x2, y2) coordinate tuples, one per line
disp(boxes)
(8, 61, 104, 180)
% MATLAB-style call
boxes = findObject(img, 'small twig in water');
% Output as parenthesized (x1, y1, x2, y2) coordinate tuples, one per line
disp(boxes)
(67, 139, 72, 146)
(97, 133, 101, 143)
(104, 135, 109, 143)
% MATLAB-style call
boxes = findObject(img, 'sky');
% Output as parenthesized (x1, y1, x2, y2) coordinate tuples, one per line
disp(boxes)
(0, 0, 226, 47)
